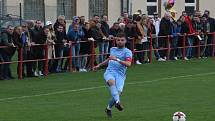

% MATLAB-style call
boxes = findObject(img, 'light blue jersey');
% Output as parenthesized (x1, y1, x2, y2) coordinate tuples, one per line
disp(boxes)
(104, 47, 132, 92)
(106, 47, 132, 75)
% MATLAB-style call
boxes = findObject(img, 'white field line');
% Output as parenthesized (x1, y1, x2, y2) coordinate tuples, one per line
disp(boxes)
(0, 72, 215, 102)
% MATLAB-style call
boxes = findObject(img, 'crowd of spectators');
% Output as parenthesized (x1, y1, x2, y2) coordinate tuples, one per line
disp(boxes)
(0, 9, 215, 80)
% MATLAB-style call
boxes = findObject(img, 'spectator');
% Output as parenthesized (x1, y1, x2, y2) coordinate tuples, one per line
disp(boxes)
(80, 22, 93, 72)
(100, 15, 110, 62)
(46, 21, 56, 72)
(0, 49, 3, 80)
(182, 11, 187, 17)
(135, 16, 145, 64)
(80, 16, 85, 27)
(54, 25, 67, 72)
(68, 16, 80, 32)
(34, 26, 50, 76)
(148, 18, 163, 61)
(54, 15, 67, 33)
(124, 20, 138, 49)
(93, 15, 100, 24)
(109, 22, 123, 51)
(184, 15, 195, 59)
(123, 12, 129, 25)
(153, 12, 161, 37)
(31, 20, 43, 76)
(0, 25, 16, 79)
(204, 10, 215, 56)
(170, 18, 181, 60)
(22, 24, 35, 77)
(13, 26, 26, 77)
(158, 12, 172, 60)
(201, 15, 210, 57)
(67, 23, 84, 71)
(193, 15, 203, 58)
(142, 16, 150, 63)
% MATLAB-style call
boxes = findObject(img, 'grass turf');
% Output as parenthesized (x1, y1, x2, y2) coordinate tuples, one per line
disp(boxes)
(0, 58, 215, 121)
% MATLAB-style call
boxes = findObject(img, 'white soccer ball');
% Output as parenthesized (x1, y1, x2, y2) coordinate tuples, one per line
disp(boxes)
(173, 112, 186, 121)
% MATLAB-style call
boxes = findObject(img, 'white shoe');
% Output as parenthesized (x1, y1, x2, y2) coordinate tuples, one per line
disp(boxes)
(82, 69, 87, 72)
(39, 71, 43, 76)
(34, 72, 39, 77)
(79, 69, 83, 72)
(184, 57, 189, 61)
(158, 58, 166, 62)
(174, 57, 178, 60)
(136, 60, 142, 65)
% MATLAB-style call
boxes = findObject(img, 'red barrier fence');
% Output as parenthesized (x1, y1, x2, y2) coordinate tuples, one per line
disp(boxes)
(0, 32, 215, 80)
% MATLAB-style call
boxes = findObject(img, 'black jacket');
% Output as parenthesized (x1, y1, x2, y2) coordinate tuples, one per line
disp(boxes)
(101, 21, 110, 37)
(55, 31, 67, 48)
(109, 27, 122, 37)
(31, 26, 42, 43)
(0, 32, 16, 56)
(91, 26, 103, 42)
(158, 18, 172, 36)
(124, 26, 138, 40)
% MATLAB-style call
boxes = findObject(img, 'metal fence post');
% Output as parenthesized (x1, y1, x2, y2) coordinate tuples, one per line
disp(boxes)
(44, 44, 49, 76)
(18, 48, 23, 80)
(149, 33, 153, 63)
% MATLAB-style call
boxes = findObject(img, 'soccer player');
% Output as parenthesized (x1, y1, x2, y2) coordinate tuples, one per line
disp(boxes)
(94, 33, 132, 118)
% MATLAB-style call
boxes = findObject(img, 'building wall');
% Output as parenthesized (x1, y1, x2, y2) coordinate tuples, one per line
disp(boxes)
(45, 0, 57, 22)
(161, 0, 185, 19)
(199, 0, 215, 17)
(77, 0, 89, 20)
(108, 0, 121, 25)
(131, 0, 147, 15)
(4, 0, 215, 23)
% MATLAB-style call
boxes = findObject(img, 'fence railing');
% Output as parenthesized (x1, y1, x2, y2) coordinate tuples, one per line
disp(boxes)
(0, 32, 215, 80)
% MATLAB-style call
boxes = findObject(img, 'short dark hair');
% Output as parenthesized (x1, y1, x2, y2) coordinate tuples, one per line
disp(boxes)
(7, 25, 13, 29)
(117, 32, 126, 38)
(93, 14, 99, 17)
(205, 10, 210, 14)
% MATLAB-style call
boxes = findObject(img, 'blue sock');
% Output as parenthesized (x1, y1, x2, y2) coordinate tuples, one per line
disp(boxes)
(109, 85, 120, 103)
(107, 98, 115, 110)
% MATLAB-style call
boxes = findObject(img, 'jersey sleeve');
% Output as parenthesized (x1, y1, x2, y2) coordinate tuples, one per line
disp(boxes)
(125, 50, 133, 62)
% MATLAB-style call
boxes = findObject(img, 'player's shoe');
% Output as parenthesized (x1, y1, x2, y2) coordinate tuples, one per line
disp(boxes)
(115, 102, 124, 111)
(105, 108, 112, 118)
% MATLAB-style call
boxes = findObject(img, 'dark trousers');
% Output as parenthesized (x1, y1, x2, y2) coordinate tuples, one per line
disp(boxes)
(32, 47, 44, 72)
(0, 53, 4, 79)
(142, 42, 150, 61)
(158, 37, 168, 58)
(135, 43, 143, 62)
(2, 52, 13, 78)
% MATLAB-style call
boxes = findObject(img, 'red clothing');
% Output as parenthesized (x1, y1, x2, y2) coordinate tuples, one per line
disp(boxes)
(185, 16, 195, 34)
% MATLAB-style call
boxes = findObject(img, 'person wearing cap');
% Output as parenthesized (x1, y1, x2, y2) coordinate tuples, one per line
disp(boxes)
(68, 16, 80, 32)
(45, 21, 57, 72)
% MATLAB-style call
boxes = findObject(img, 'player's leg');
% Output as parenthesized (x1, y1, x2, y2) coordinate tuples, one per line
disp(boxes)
(104, 73, 120, 117)
(114, 74, 126, 111)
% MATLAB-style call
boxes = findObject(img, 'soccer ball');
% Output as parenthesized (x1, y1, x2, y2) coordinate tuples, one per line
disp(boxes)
(173, 112, 186, 121)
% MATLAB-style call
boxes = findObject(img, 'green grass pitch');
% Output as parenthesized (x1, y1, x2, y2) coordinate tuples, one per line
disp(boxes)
(0, 58, 215, 121)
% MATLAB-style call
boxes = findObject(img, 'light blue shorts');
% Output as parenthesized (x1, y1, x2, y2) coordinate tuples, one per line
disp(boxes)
(104, 71, 126, 92)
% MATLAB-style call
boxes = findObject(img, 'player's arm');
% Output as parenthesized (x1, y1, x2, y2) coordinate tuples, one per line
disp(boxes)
(93, 58, 109, 70)
(109, 56, 132, 67)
